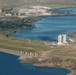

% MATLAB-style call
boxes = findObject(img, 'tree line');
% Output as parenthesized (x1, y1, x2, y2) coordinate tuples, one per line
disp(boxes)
(0, 16, 41, 30)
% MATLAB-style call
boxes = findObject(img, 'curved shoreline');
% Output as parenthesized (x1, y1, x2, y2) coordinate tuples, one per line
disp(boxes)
(0, 48, 73, 75)
(34, 63, 72, 75)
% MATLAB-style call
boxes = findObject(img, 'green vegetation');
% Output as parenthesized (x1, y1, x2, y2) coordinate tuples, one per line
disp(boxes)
(0, 16, 50, 52)
(0, 16, 41, 35)
(0, 34, 51, 52)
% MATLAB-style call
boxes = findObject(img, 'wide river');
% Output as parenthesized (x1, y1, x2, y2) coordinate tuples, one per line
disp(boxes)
(0, 52, 70, 75)
(12, 15, 76, 42)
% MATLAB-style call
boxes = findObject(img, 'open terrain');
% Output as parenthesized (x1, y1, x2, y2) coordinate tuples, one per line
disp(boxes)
(0, 34, 51, 52)
(0, 0, 76, 8)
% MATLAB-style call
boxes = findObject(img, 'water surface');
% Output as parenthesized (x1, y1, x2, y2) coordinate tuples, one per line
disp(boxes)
(0, 52, 70, 75)
(12, 15, 76, 42)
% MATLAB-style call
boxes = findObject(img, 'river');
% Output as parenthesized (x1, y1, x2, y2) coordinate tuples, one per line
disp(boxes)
(0, 52, 71, 75)
(12, 15, 76, 42)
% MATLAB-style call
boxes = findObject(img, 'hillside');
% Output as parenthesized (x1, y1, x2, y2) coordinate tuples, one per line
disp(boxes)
(0, 0, 76, 8)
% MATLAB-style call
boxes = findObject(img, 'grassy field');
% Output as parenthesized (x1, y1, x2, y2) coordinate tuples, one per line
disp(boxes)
(0, 34, 51, 52)
(0, 32, 76, 75)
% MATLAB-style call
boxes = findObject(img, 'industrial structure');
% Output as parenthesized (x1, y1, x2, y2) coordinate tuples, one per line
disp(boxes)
(57, 34, 67, 45)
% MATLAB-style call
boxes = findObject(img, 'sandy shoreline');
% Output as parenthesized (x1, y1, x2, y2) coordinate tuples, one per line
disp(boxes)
(0, 48, 21, 56)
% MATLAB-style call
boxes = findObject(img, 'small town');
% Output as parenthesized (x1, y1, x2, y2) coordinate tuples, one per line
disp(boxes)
(0, 5, 52, 17)
(0, 5, 72, 18)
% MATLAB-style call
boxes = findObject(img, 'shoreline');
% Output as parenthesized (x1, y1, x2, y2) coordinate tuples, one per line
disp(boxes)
(0, 48, 73, 75)
(0, 50, 73, 75)
(0, 34, 75, 75)
(0, 49, 73, 75)
(0, 48, 21, 56)
(34, 63, 74, 75)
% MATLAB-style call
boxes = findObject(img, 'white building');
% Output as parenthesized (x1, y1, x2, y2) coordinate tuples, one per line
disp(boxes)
(62, 34, 67, 43)
(57, 34, 67, 45)
(57, 35, 63, 45)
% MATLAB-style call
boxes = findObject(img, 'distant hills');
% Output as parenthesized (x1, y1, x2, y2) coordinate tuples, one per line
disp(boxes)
(0, 0, 76, 7)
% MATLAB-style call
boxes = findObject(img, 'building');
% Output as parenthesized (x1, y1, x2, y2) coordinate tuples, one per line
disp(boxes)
(18, 8, 51, 16)
(18, 5, 51, 17)
(57, 34, 67, 45)
(62, 34, 67, 43)
(57, 35, 63, 45)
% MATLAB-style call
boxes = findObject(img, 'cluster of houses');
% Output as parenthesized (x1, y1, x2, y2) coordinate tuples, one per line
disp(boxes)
(19, 51, 41, 60)
(18, 6, 51, 17)
(0, 5, 52, 17)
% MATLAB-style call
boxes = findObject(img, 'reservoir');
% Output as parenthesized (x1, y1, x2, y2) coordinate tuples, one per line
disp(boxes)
(0, 52, 71, 75)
